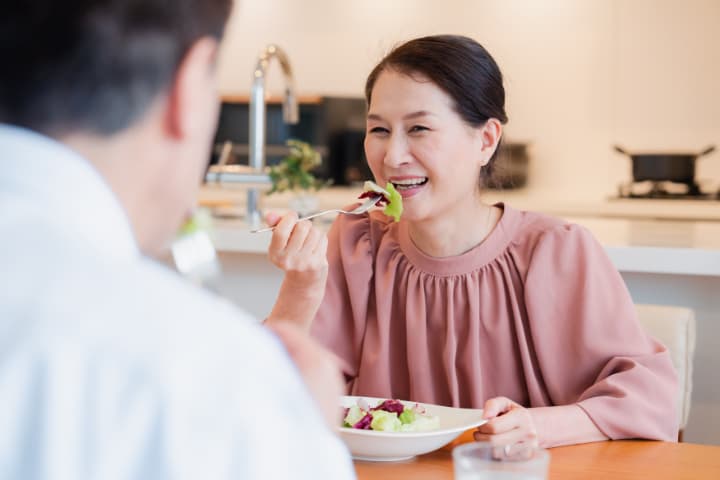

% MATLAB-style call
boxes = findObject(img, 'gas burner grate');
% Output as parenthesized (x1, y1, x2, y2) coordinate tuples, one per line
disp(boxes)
(616, 181, 720, 200)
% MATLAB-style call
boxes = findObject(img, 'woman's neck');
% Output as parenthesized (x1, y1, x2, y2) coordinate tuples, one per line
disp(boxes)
(407, 201, 500, 258)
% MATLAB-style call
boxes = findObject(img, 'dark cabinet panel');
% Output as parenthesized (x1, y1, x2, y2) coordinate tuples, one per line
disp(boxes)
(210, 96, 370, 185)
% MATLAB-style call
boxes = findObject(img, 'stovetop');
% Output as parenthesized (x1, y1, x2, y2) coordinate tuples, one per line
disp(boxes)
(616, 181, 720, 201)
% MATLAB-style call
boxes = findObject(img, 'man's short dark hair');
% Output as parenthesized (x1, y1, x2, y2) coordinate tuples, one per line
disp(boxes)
(0, 0, 233, 135)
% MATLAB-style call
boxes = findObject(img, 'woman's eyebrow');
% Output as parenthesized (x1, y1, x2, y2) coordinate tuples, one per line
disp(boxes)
(367, 111, 435, 121)
(403, 110, 434, 120)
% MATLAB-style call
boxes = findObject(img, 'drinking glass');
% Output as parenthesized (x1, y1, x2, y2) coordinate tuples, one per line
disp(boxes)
(452, 441, 550, 480)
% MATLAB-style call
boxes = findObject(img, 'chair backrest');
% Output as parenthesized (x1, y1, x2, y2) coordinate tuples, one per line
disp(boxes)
(634, 304, 696, 431)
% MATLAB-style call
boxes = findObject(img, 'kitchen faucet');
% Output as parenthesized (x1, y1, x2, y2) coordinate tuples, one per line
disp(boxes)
(206, 44, 299, 229)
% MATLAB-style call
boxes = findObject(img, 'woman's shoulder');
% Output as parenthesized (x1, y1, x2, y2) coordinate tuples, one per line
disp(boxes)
(504, 205, 598, 257)
(502, 206, 611, 286)
(509, 206, 567, 235)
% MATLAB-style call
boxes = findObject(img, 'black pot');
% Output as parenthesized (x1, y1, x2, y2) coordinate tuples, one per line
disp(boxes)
(614, 145, 715, 184)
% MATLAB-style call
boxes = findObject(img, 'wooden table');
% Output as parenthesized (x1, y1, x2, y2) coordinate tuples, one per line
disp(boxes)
(354, 440, 720, 479)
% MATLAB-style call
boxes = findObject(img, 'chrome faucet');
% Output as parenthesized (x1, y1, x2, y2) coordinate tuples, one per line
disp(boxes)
(206, 44, 299, 229)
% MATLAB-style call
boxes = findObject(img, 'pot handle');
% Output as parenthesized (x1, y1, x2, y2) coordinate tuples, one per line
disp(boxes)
(699, 145, 716, 157)
(613, 145, 630, 155)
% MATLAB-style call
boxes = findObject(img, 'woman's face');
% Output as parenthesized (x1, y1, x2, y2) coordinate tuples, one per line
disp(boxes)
(364, 69, 497, 223)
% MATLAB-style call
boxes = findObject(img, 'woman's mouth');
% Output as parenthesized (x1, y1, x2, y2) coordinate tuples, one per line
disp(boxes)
(390, 177, 428, 197)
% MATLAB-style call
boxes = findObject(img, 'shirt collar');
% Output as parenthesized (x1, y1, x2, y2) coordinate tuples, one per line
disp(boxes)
(0, 124, 140, 259)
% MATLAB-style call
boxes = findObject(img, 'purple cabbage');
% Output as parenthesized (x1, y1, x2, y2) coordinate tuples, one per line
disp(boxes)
(353, 412, 373, 430)
(372, 399, 405, 414)
(358, 190, 388, 207)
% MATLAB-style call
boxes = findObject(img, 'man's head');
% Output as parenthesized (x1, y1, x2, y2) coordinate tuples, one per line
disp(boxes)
(0, 0, 234, 255)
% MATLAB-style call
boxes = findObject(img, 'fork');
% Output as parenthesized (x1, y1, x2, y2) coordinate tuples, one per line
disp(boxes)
(251, 195, 382, 233)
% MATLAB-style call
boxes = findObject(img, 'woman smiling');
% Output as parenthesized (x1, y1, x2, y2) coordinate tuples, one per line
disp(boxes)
(267, 35, 678, 449)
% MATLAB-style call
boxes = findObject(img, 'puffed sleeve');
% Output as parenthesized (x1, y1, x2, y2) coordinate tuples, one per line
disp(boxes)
(311, 211, 375, 380)
(524, 223, 679, 441)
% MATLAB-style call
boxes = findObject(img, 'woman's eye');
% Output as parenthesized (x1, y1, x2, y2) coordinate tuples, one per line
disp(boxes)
(369, 126, 389, 135)
(409, 125, 429, 133)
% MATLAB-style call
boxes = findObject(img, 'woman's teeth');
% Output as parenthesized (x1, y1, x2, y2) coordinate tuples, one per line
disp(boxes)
(391, 178, 428, 190)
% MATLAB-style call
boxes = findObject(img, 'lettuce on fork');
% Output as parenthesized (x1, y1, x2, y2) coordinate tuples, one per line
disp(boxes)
(358, 180, 403, 222)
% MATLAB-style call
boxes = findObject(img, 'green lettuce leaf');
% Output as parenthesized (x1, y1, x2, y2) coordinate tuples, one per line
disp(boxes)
(383, 182, 403, 222)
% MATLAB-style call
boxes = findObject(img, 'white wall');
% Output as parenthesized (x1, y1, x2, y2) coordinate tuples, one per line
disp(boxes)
(217, 0, 720, 202)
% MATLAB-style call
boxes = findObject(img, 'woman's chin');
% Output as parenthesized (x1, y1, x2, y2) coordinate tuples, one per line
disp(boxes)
(395, 207, 425, 223)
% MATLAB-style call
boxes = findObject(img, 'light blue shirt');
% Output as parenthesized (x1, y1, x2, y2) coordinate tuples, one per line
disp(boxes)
(0, 125, 355, 479)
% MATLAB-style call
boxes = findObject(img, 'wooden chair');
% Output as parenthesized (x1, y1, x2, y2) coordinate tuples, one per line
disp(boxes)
(635, 304, 696, 442)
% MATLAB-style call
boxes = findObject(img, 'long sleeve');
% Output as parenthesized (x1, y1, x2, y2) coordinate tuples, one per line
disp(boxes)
(311, 212, 375, 379)
(523, 223, 679, 441)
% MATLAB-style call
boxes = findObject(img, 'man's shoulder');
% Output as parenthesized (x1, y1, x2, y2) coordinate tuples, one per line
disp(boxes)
(76, 255, 266, 350)
(1, 227, 269, 364)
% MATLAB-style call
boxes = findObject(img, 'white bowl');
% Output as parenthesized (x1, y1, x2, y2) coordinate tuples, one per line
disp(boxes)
(338, 395, 487, 462)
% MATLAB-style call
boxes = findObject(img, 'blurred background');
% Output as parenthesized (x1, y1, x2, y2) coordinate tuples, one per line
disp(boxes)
(214, 0, 720, 202)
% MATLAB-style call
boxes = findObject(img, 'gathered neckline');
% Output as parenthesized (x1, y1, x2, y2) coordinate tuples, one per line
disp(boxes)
(396, 203, 520, 277)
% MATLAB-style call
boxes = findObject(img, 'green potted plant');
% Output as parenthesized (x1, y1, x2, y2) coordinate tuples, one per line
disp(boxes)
(267, 139, 327, 215)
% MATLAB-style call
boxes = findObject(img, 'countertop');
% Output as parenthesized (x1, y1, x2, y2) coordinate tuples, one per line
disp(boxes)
(200, 185, 720, 276)
(199, 184, 720, 221)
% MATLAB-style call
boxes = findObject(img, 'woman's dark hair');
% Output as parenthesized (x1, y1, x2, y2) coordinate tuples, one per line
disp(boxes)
(365, 35, 508, 188)
(0, 0, 233, 136)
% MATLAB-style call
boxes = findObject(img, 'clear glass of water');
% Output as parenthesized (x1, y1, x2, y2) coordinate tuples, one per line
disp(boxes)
(452, 441, 550, 480)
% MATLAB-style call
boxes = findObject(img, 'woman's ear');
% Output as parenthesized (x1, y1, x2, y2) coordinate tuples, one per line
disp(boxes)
(478, 118, 503, 166)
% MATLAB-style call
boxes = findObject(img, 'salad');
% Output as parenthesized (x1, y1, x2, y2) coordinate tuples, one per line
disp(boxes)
(342, 398, 440, 433)
(358, 181, 403, 222)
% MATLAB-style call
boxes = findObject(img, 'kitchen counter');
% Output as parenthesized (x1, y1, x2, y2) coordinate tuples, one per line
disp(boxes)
(200, 184, 720, 221)
(486, 190, 720, 222)
(563, 216, 720, 276)
(200, 185, 720, 276)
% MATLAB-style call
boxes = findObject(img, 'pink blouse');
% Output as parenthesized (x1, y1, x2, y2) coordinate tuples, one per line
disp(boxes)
(311, 204, 678, 441)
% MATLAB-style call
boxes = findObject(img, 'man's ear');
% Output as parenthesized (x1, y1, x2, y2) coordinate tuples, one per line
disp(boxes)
(164, 37, 220, 140)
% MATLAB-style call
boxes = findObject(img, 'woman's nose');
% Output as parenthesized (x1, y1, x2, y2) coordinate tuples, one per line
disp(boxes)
(383, 134, 411, 167)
